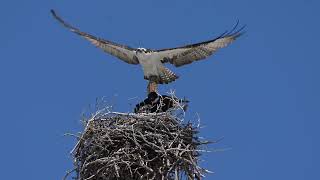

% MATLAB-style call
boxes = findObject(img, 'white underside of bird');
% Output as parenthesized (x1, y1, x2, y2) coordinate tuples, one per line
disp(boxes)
(137, 51, 161, 78)
(51, 9, 245, 87)
(136, 50, 177, 83)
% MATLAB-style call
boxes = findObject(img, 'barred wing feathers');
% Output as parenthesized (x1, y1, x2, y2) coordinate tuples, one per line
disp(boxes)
(156, 23, 245, 67)
(51, 10, 139, 65)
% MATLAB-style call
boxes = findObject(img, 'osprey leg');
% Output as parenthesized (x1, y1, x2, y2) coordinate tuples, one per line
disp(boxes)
(147, 81, 158, 94)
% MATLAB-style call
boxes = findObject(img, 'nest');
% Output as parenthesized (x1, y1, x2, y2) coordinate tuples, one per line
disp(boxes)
(66, 104, 211, 180)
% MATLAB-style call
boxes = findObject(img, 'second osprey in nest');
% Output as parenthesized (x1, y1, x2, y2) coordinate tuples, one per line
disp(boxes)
(51, 10, 245, 93)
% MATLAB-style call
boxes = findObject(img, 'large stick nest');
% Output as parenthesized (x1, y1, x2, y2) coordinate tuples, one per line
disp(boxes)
(68, 106, 211, 180)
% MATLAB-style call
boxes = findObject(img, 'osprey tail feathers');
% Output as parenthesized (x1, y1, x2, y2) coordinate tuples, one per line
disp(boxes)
(158, 67, 179, 84)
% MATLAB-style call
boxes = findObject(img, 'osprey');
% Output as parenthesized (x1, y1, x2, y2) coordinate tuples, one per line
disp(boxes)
(51, 10, 245, 92)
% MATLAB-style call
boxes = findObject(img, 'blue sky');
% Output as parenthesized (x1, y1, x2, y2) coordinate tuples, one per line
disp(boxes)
(0, 0, 319, 179)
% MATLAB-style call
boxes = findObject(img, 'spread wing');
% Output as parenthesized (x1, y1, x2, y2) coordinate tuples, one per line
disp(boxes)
(155, 22, 245, 67)
(51, 10, 139, 65)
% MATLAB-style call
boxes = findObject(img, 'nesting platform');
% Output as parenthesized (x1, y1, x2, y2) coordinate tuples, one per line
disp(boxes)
(66, 109, 211, 180)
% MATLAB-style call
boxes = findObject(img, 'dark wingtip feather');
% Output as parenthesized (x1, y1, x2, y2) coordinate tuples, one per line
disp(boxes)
(50, 9, 62, 23)
(50, 9, 79, 33)
(50, 9, 56, 16)
(225, 20, 246, 38)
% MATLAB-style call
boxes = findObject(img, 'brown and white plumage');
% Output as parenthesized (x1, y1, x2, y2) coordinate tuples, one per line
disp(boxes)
(156, 27, 244, 67)
(51, 10, 139, 65)
(51, 10, 245, 92)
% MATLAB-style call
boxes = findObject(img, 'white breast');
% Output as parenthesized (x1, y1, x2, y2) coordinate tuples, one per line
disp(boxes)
(137, 52, 162, 77)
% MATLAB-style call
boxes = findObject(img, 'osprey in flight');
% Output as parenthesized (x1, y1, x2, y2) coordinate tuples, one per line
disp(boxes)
(51, 10, 244, 92)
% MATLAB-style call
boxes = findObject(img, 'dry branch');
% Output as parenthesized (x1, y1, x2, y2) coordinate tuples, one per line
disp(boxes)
(66, 99, 211, 180)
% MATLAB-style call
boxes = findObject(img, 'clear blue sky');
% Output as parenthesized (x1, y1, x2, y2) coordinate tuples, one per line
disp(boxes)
(0, 0, 319, 179)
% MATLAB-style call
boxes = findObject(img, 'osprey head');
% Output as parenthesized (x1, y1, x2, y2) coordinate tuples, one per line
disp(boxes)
(136, 48, 151, 53)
